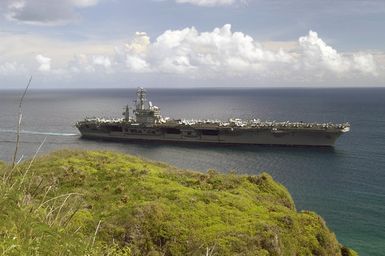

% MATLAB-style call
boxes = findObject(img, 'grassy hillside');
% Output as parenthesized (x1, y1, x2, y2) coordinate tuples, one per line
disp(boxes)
(0, 150, 357, 255)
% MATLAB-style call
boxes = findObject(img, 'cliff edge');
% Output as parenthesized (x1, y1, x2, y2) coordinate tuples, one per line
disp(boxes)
(0, 150, 357, 255)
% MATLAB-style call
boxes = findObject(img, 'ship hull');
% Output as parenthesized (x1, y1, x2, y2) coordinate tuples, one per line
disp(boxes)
(75, 88, 349, 147)
(77, 127, 343, 146)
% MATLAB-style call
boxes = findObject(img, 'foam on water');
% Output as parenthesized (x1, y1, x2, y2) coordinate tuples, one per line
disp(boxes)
(0, 129, 78, 136)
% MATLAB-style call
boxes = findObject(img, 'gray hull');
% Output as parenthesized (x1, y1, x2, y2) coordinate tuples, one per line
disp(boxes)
(78, 128, 342, 146)
(76, 88, 349, 147)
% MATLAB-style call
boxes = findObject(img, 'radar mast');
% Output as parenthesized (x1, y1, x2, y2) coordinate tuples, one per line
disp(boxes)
(136, 87, 147, 110)
(133, 87, 161, 126)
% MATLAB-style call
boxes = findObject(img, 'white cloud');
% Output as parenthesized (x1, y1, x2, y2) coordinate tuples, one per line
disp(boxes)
(70, 0, 99, 7)
(92, 55, 112, 69)
(4, 0, 99, 25)
(0, 61, 27, 75)
(125, 56, 149, 72)
(0, 25, 383, 86)
(0, 32, 116, 70)
(175, 0, 237, 7)
(117, 25, 378, 80)
(69, 54, 93, 73)
(120, 24, 293, 76)
(68, 54, 113, 73)
(352, 53, 377, 75)
(35, 54, 51, 72)
(297, 30, 377, 76)
(299, 30, 349, 73)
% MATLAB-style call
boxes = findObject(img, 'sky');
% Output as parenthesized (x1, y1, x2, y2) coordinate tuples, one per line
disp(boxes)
(0, 0, 385, 88)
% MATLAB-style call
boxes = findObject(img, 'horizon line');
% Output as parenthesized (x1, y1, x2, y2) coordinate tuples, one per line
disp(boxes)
(1, 86, 385, 90)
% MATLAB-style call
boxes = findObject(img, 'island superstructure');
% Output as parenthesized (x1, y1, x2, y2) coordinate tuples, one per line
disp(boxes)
(76, 88, 350, 146)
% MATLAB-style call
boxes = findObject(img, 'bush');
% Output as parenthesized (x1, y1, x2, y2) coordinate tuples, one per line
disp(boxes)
(0, 150, 357, 255)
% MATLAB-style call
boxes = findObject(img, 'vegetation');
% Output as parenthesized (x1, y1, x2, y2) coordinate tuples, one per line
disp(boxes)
(0, 149, 357, 255)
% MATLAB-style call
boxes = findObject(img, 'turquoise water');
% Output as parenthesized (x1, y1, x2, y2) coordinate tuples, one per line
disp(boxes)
(0, 88, 384, 255)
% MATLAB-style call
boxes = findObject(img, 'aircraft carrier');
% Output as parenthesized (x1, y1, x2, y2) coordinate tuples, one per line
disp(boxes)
(76, 88, 350, 146)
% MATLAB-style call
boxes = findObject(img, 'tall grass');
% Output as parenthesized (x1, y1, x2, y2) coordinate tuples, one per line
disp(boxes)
(0, 78, 105, 255)
(12, 76, 32, 169)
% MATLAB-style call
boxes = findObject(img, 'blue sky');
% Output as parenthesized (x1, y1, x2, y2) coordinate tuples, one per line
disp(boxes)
(0, 0, 384, 88)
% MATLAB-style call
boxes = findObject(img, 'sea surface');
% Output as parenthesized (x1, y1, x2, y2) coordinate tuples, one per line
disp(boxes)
(1, 88, 384, 255)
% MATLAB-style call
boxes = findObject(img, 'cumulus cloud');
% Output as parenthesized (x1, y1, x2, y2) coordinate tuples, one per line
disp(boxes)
(118, 24, 293, 76)
(352, 53, 377, 75)
(115, 25, 378, 81)
(36, 54, 51, 72)
(175, 0, 238, 7)
(299, 30, 349, 73)
(297, 30, 377, 75)
(4, 0, 99, 25)
(0, 25, 383, 86)
(68, 54, 114, 74)
(92, 55, 112, 69)
(69, 54, 93, 73)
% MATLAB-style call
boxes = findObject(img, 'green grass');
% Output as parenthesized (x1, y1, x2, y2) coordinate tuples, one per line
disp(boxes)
(0, 149, 357, 255)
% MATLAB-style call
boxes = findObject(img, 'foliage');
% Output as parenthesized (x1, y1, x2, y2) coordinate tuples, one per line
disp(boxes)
(0, 149, 357, 255)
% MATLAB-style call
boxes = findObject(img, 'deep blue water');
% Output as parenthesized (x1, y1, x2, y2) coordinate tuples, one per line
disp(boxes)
(0, 88, 384, 255)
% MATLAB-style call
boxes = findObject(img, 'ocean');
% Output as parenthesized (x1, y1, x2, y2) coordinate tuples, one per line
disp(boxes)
(0, 88, 384, 255)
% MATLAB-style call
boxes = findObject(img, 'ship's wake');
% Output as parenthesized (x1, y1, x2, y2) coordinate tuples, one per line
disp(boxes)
(0, 129, 78, 137)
